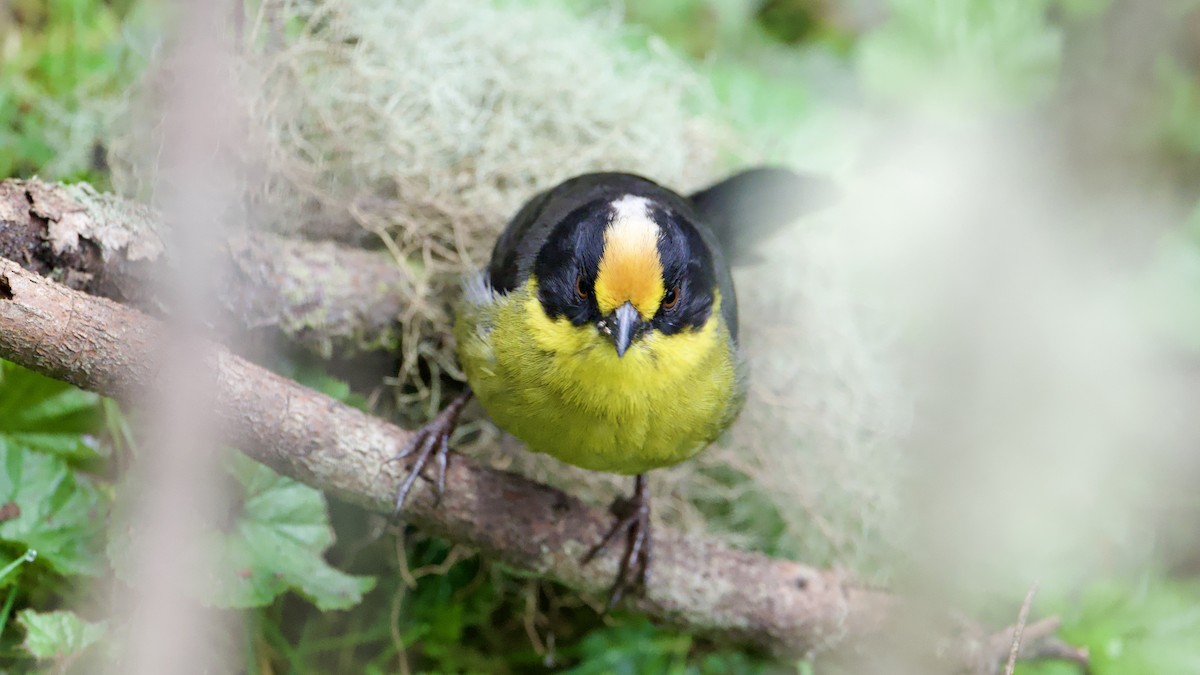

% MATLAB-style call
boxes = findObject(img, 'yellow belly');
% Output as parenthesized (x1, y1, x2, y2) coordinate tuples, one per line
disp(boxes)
(455, 279, 742, 475)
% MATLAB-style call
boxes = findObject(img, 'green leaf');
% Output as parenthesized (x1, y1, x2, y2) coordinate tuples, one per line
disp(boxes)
(108, 452, 374, 611)
(17, 609, 106, 661)
(0, 362, 107, 577)
(0, 361, 105, 462)
(1018, 575, 1200, 675)
(289, 367, 370, 411)
(218, 453, 375, 610)
(560, 617, 692, 675)
(858, 0, 1063, 110)
(0, 443, 106, 577)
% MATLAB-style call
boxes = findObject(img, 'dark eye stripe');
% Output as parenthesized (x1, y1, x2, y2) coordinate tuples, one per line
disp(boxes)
(647, 208, 717, 335)
(534, 205, 607, 325)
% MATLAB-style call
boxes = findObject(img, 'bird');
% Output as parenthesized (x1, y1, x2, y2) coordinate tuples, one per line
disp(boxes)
(390, 167, 833, 607)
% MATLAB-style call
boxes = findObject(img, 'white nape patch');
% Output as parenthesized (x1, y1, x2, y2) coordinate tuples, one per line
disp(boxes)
(607, 195, 660, 244)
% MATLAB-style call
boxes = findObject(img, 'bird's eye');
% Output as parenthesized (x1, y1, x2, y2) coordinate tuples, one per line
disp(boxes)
(662, 285, 680, 309)
(575, 273, 588, 299)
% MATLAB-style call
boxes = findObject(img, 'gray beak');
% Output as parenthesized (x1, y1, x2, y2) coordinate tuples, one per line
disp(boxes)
(612, 301, 641, 358)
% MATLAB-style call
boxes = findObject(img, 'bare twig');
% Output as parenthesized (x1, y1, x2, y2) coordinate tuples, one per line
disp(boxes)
(1005, 582, 1040, 675)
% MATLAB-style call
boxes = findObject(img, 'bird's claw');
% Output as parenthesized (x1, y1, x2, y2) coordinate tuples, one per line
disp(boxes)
(389, 389, 472, 514)
(583, 475, 652, 610)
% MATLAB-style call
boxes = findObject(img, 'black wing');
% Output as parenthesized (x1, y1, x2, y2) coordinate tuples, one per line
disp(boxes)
(688, 166, 838, 265)
(487, 186, 555, 294)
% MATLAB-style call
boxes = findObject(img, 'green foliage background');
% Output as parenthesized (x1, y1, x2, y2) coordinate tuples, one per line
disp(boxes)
(2, 0, 1200, 673)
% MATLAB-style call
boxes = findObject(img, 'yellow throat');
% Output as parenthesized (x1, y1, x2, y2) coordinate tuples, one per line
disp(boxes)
(454, 276, 740, 475)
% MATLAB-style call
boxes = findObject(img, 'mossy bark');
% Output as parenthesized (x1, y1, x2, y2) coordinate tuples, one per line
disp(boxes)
(0, 179, 413, 356)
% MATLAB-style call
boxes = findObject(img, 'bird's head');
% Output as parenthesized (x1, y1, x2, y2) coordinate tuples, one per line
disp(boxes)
(533, 194, 720, 358)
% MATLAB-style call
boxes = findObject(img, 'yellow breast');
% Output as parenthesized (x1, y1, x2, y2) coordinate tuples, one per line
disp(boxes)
(455, 278, 742, 475)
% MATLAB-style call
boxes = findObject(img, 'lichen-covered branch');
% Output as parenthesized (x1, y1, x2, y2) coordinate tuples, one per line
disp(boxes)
(0, 259, 1086, 669)
(0, 178, 414, 356)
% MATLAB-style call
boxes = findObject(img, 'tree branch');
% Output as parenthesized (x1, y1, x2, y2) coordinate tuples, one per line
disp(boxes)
(0, 178, 414, 357)
(0, 256, 890, 656)
(0, 249, 1087, 668)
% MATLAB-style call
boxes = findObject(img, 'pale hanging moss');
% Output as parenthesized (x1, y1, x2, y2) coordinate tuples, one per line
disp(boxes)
(103, 0, 907, 577)
(107, 0, 723, 402)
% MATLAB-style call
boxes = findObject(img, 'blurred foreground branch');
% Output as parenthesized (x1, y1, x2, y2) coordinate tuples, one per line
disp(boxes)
(0, 257, 1091, 670)
(0, 178, 414, 357)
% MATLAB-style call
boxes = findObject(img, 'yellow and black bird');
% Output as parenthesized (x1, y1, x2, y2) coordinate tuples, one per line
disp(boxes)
(392, 167, 830, 605)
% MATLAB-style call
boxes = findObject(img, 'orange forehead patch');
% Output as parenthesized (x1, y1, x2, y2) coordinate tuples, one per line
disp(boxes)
(594, 196, 665, 318)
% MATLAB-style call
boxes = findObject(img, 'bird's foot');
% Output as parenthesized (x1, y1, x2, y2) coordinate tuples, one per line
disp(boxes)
(583, 474, 652, 610)
(389, 388, 472, 514)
